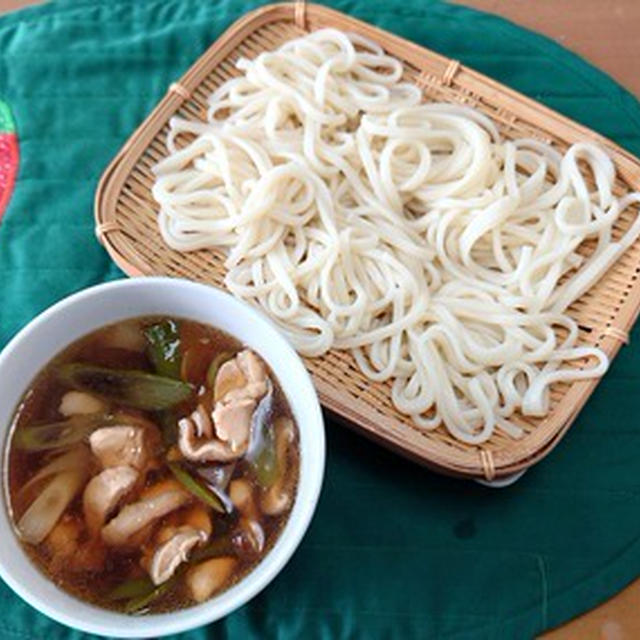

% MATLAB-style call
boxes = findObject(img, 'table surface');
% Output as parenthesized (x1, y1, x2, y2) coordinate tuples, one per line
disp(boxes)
(0, 0, 639, 638)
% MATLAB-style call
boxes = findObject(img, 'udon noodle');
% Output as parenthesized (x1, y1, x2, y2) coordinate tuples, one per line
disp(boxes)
(152, 28, 640, 444)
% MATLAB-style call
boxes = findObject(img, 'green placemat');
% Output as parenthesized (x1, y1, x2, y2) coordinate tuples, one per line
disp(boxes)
(1, 1, 639, 638)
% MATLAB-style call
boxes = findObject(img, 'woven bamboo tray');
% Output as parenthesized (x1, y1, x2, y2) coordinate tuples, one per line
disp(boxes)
(94, 1, 640, 480)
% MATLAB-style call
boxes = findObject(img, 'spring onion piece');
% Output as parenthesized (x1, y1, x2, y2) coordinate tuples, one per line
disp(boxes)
(246, 383, 273, 461)
(124, 577, 175, 614)
(144, 320, 181, 379)
(168, 462, 226, 514)
(17, 468, 88, 544)
(57, 364, 194, 411)
(196, 466, 235, 513)
(246, 385, 278, 488)
(108, 576, 155, 601)
(13, 415, 108, 452)
(18, 447, 89, 496)
(250, 429, 278, 489)
(155, 410, 178, 446)
(205, 351, 234, 388)
(205, 482, 234, 514)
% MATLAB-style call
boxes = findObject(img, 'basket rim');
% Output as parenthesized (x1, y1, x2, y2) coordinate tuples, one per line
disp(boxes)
(94, 1, 640, 480)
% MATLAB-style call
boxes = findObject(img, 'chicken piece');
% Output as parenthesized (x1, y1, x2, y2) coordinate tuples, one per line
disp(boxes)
(178, 414, 241, 463)
(192, 404, 214, 439)
(82, 466, 138, 536)
(213, 351, 267, 408)
(213, 358, 246, 404)
(101, 485, 189, 546)
(212, 398, 255, 453)
(148, 526, 207, 585)
(186, 557, 237, 603)
(140, 504, 212, 580)
(234, 350, 268, 400)
(110, 481, 181, 554)
(212, 350, 268, 449)
(178, 350, 269, 462)
(58, 391, 106, 417)
(89, 425, 150, 470)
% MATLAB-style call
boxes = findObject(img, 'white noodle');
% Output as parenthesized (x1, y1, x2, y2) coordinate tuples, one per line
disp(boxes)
(152, 28, 640, 444)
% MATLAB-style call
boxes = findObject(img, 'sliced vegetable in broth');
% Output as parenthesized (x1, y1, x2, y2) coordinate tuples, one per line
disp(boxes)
(144, 319, 181, 380)
(167, 462, 228, 514)
(57, 364, 194, 410)
(14, 414, 109, 452)
(108, 576, 155, 601)
(5, 316, 299, 614)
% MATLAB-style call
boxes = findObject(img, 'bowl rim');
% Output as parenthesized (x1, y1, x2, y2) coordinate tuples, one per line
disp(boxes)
(0, 276, 325, 637)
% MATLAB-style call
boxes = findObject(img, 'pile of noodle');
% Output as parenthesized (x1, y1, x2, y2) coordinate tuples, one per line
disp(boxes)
(152, 28, 640, 444)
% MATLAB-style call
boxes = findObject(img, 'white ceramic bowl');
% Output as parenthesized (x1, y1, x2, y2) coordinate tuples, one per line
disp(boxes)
(0, 277, 325, 637)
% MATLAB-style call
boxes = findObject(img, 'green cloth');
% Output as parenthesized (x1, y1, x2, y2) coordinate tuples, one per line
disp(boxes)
(1, 1, 640, 638)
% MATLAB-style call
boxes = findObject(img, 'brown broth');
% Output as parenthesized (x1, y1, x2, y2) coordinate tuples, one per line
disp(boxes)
(5, 316, 299, 614)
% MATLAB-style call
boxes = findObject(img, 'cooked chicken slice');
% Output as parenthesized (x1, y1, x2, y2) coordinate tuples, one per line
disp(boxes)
(59, 391, 106, 417)
(213, 350, 268, 446)
(140, 504, 212, 573)
(186, 557, 237, 603)
(178, 350, 269, 462)
(192, 404, 213, 439)
(148, 525, 207, 585)
(235, 350, 268, 399)
(178, 415, 240, 462)
(216, 350, 268, 406)
(214, 358, 246, 403)
(212, 397, 255, 452)
(90, 425, 148, 470)
(101, 487, 189, 546)
(83, 466, 138, 536)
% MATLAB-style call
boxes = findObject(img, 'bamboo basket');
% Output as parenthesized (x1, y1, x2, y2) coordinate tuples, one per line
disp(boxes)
(94, 1, 640, 480)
